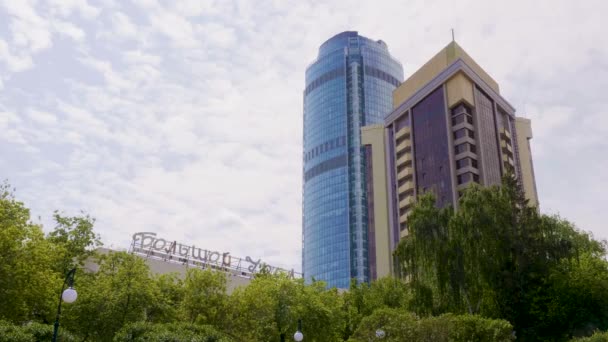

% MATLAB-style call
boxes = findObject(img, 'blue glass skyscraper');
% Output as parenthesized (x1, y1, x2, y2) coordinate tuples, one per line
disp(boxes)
(302, 31, 403, 288)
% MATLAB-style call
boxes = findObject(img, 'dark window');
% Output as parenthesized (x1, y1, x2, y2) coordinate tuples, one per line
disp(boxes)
(452, 115, 465, 125)
(451, 103, 471, 117)
(452, 114, 473, 126)
(457, 158, 478, 169)
(457, 172, 480, 185)
(454, 128, 474, 140)
(455, 143, 467, 154)
(457, 173, 470, 184)
(454, 129, 467, 139)
(470, 144, 477, 153)
(456, 158, 470, 169)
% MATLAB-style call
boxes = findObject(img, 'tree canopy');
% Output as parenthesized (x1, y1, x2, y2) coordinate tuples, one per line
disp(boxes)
(2, 178, 608, 341)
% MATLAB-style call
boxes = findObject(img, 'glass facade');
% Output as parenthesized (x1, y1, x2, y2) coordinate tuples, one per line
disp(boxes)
(411, 87, 454, 208)
(303, 32, 403, 288)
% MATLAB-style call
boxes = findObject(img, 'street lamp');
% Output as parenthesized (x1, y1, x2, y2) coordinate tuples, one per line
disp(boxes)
(375, 329, 386, 339)
(52, 268, 77, 342)
(293, 319, 303, 341)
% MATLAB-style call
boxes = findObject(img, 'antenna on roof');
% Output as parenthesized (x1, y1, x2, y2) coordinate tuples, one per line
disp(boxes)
(451, 28, 455, 42)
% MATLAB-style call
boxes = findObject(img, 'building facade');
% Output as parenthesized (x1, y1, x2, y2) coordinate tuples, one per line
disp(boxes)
(361, 42, 539, 274)
(303, 31, 403, 288)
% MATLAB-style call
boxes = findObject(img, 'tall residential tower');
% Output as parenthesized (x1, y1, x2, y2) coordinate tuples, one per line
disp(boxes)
(361, 41, 538, 275)
(302, 32, 403, 288)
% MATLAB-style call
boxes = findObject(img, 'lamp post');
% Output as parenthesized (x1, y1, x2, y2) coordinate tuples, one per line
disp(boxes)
(52, 268, 78, 342)
(293, 319, 303, 341)
(279, 319, 304, 342)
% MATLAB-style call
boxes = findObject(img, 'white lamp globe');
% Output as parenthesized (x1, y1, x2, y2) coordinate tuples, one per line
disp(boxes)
(375, 329, 386, 338)
(62, 287, 78, 303)
(293, 331, 303, 341)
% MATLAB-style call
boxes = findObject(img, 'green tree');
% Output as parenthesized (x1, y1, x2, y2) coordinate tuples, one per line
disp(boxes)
(395, 174, 608, 340)
(47, 211, 102, 274)
(62, 252, 156, 341)
(342, 277, 410, 339)
(227, 274, 343, 341)
(146, 273, 184, 324)
(348, 308, 514, 342)
(114, 322, 233, 342)
(181, 268, 228, 326)
(0, 182, 61, 323)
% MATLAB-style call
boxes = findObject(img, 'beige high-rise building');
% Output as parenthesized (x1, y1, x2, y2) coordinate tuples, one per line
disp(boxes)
(362, 41, 538, 279)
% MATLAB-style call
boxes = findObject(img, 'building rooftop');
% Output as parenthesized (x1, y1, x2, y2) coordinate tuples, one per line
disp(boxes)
(393, 41, 500, 108)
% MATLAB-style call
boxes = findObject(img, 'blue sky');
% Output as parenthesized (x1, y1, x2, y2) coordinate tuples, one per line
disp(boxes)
(1, 0, 607, 271)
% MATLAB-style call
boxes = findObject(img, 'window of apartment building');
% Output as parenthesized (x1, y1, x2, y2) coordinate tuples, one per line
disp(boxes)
(456, 158, 479, 169)
(457, 172, 480, 185)
(452, 113, 474, 126)
(454, 128, 475, 140)
(455, 142, 477, 155)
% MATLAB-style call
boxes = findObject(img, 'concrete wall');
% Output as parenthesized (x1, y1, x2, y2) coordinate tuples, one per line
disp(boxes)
(446, 72, 474, 108)
(361, 125, 392, 279)
(515, 117, 539, 207)
(393, 41, 499, 108)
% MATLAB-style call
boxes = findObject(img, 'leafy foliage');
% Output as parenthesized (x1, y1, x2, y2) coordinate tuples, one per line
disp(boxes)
(0, 320, 76, 342)
(573, 331, 608, 342)
(348, 308, 514, 342)
(114, 322, 233, 342)
(182, 268, 228, 325)
(226, 274, 344, 341)
(62, 252, 158, 341)
(2, 178, 608, 341)
(395, 174, 608, 340)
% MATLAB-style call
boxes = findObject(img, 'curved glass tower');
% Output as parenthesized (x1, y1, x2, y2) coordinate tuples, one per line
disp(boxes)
(303, 31, 403, 288)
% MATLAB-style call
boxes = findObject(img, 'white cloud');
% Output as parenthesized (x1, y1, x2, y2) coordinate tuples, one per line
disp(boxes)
(47, 0, 100, 19)
(2, 0, 52, 52)
(0, 39, 34, 72)
(109, 12, 138, 41)
(1, 0, 607, 272)
(150, 11, 198, 48)
(52, 20, 86, 41)
(26, 108, 58, 125)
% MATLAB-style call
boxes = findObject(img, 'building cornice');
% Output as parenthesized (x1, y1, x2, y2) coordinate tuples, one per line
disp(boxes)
(386, 58, 516, 125)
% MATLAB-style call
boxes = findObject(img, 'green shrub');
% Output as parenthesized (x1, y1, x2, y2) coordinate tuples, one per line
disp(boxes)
(0, 321, 34, 342)
(349, 308, 514, 342)
(0, 321, 75, 342)
(22, 322, 76, 342)
(573, 331, 608, 342)
(113, 322, 234, 342)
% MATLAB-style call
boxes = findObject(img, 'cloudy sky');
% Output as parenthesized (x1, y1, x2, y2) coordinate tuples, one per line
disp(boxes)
(1, 0, 606, 271)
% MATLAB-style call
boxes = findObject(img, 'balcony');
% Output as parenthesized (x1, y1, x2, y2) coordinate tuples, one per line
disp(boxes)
(399, 211, 410, 224)
(397, 167, 412, 181)
(396, 138, 411, 152)
(500, 127, 512, 140)
(396, 152, 412, 167)
(396, 127, 410, 139)
(398, 180, 414, 195)
(501, 140, 513, 155)
(399, 195, 414, 210)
